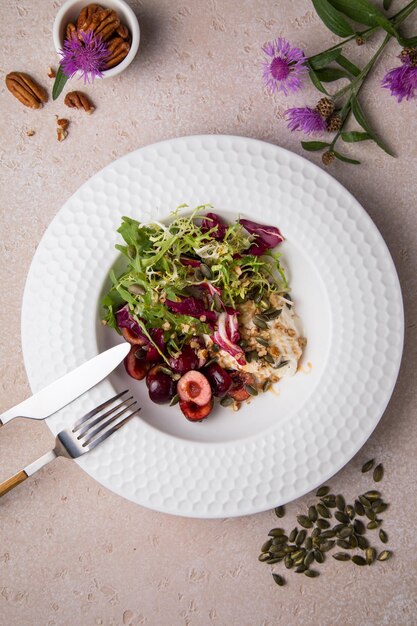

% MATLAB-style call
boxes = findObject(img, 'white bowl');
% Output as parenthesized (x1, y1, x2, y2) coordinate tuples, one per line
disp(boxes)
(52, 0, 140, 79)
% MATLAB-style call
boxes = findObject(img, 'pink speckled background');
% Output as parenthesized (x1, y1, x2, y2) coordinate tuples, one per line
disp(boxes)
(1, 1, 417, 625)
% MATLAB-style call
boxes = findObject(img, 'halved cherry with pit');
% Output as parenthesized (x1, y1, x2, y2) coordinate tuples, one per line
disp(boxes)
(177, 371, 212, 406)
(124, 345, 149, 380)
(121, 326, 148, 346)
(179, 398, 214, 421)
(228, 371, 256, 401)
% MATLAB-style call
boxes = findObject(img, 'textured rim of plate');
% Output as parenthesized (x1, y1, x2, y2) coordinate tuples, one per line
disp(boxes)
(21, 135, 404, 518)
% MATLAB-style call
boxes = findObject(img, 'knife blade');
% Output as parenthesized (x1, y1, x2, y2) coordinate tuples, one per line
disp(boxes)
(0, 343, 130, 426)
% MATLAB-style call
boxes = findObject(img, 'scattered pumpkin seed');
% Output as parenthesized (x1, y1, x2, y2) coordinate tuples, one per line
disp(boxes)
(305, 537, 313, 551)
(366, 548, 376, 565)
(320, 495, 337, 507)
(311, 527, 321, 538)
(268, 528, 285, 537)
(253, 316, 268, 330)
(317, 503, 331, 519)
(334, 511, 350, 524)
(284, 545, 297, 553)
(316, 518, 331, 530)
(365, 508, 376, 522)
(220, 396, 233, 407)
(297, 515, 313, 529)
(256, 337, 269, 347)
(204, 357, 218, 368)
(262, 380, 272, 392)
(379, 529, 388, 544)
(244, 384, 258, 396)
(246, 350, 259, 362)
(354, 500, 365, 516)
(364, 490, 381, 500)
(366, 521, 380, 530)
(320, 530, 335, 539)
(272, 536, 288, 545)
(373, 503, 388, 514)
(258, 553, 270, 562)
(269, 546, 286, 556)
(261, 540, 272, 553)
(314, 549, 324, 563)
(346, 505, 355, 520)
(361, 459, 375, 473)
(304, 569, 319, 578)
(199, 263, 212, 279)
(266, 557, 282, 564)
(373, 464, 384, 483)
(289, 528, 297, 543)
(272, 573, 285, 586)
(304, 551, 314, 567)
(336, 539, 351, 550)
(335, 495, 346, 511)
(295, 565, 307, 573)
(211, 343, 220, 352)
(274, 505, 285, 518)
(273, 359, 289, 369)
(349, 535, 358, 549)
(359, 495, 371, 508)
(265, 309, 282, 320)
(263, 354, 275, 364)
(194, 268, 204, 282)
(128, 283, 146, 295)
(169, 394, 179, 406)
(320, 540, 335, 552)
(316, 486, 330, 497)
(295, 530, 307, 545)
(284, 555, 293, 569)
(352, 555, 367, 566)
(333, 552, 351, 561)
(377, 550, 392, 561)
(337, 526, 352, 539)
(357, 535, 369, 550)
(293, 557, 305, 567)
(308, 505, 318, 522)
(353, 519, 366, 535)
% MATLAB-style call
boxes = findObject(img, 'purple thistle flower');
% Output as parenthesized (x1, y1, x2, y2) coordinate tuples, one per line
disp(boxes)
(59, 31, 110, 83)
(285, 107, 327, 134)
(381, 49, 417, 102)
(262, 37, 307, 95)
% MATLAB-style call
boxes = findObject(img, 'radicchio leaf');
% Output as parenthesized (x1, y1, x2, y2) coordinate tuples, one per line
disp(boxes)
(201, 212, 227, 240)
(165, 297, 218, 323)
(240, 218, 284, 255)
(116, 305, 148, 341)
(180, 255, 201, 267)
(213, 312, 246, 365)
(146, 328, 165, 362)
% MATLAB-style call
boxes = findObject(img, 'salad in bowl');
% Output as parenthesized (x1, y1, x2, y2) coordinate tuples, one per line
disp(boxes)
(102, 206, 305, 421)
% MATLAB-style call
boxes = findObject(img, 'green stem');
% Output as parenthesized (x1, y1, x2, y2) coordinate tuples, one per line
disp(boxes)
(392, 0, 417, 25)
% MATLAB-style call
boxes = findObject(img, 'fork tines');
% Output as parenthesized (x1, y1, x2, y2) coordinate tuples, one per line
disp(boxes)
(73, 390, 140, 450)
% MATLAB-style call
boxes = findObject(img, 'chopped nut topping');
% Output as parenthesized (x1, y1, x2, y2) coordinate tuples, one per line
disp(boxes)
(47, 66, 56, 78)
(56, 127, 68, 142)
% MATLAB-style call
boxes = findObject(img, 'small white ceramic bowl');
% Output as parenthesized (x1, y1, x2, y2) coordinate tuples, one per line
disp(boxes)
(52, 0, 140, 79)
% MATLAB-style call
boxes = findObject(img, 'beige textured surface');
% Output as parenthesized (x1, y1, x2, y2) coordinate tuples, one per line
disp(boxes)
(1, 1, 416, 625)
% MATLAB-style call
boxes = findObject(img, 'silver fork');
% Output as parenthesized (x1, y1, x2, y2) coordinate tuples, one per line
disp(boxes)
(0, 390, 139, 498)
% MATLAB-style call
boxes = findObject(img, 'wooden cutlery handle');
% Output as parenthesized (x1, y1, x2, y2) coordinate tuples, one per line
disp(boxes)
(0, 470, 28, 497)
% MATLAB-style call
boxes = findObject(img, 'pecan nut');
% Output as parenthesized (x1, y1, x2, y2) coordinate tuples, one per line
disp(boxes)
(5, 72, 47, 109)
(64, 91, 95, 114)
(79, 7, 120, 41)
(116, 24, 129, 40)
(76, 3, 102, 30)
(105, 38, 130, 69)
(66, 22, 77, 41)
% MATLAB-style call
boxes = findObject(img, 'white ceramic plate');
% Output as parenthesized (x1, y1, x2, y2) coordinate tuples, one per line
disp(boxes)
(21, 135, 403, 518)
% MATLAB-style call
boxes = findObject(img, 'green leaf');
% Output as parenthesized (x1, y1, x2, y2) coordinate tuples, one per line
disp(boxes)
(398, 35, 417, 47)
(383, 0, 393, 9)
(52, 65, 68, 101)
(333, 150, 361, 164)
(308, 68, 329, 94)
(341, 131, 371, 142)
(312, 0, 356, 36)
(301, 141, 331, 151)
(337, 54, 361, 76)
(315, 67, 351, 82)
(309, 48, 342, 70)
(351, 95, 395, 156)
(329, 0, 397, 33)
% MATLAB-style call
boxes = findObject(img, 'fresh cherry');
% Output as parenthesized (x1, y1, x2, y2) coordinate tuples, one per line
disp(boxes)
(179, 398, 214, 421)
(202, 362, 232, 396)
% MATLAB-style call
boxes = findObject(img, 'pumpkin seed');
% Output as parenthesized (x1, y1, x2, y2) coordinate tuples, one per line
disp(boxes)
(332, 523, 346, 533)
(365, 508, 376, 522)
(263, 354, 275, 364)
(349, 534, 358, 549)
(317, 503, 331, 519)
(353, 519, 366, 535)
(194, 268, 204, 281)
(366, 521, 380, 530)
(272, 535, 288, 545)
(314, 549, 324, 563)
(354, 500, 365, 516)
(366, 548, 376, 565)
(336, 539, 351, 550)
(289, 527, 297, 543)
(213, 292, 222, 310)
(220, 396, 233, 407)
(246, 350, 259, 362)
(304, 569, 319, 578)
(379, 529, 388, 544)
(272, 573, 285, 586)
(261, 540, 272, 553)
(346, 505, 355, 520)
(337, 526, 352, 539)
(308, 505, 318, 522)
(211, 343, 220, 352)
(359, 495, 371, 508)
(128, 283, 146, 295)
(199, 263, 212, 279)
(357, 535, 369, 550)
(297, 515, 313, 529)
(292, 549, 306, 560)
(370, 498, 383, 509)
(284, 545, 297, 553)
(258, 553, 270, 562)
(361, 459, 375, 473)
(159, 366, 174, 377)
(352, 555, 367, 566)
(316, 485, 330, 497)
(333, 552, 351, 561)
(274, 505, 285, 518)
(269, 546, 286, 556)
(274, 359, 289, 369)
(204, 357, 218, 368)
(262, 380, 272, 392)
(295, 565, 307, 573)
(320, 495, 337, 507)
(304, 551, 314, 568)
(239, 339, 248, 351)
(305, 537, 313, 551)
(311, 527, 321, 538)
(256, 337, 269, 347)
(268, 528, 285, 537)
(334, 511, 350, 524)
(316, 518, 330, 529)
(266, 557, 282, 564)
(320, 540, 335, 552)
(320, 530, 335, 539)
(336, 495, 346, 511)
(169, 394, 179, 406)
(244, 384, 258, 396)
(265, 309, 282, 320)
(364, 490, 381, 500)
(295, 530, 307, 545)
(253, 316, 268, 329)
(284, 555, 293, 569)
(293, 557, 305, 567)
(377, 550, 392, 561)
(373, 503, 388, 514)
(373, 464, 384, 483)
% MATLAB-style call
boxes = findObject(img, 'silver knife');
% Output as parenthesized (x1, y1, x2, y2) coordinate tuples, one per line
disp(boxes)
(0, 343, 130, 426)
